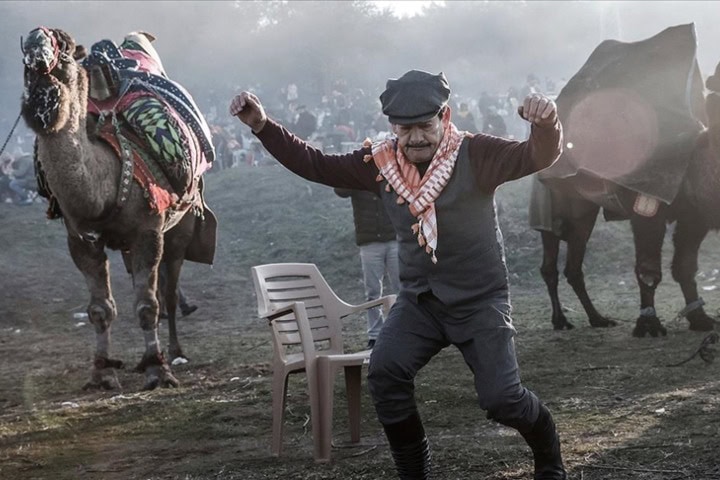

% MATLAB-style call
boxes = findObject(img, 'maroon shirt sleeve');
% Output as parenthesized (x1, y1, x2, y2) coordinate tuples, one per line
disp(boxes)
(469, 119, 563, 192)
(254, 119, 379, 192)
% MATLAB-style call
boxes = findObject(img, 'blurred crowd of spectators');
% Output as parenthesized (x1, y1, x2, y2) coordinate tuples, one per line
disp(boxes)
(198, 73, 565, 173)
(0, 72, 565, 203)
(0, 119, 37, 205)
(0, 150, 37, 206)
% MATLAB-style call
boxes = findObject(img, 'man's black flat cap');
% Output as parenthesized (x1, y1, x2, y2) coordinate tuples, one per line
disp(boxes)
(380, 70, 451, 125)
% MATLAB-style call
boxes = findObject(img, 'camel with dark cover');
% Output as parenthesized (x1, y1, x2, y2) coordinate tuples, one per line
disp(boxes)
(22, 27, 217, 391)
(529, 23, 718, 337)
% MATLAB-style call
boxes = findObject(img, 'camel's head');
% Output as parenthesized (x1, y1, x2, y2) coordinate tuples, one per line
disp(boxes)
(21, 27, 87, 134)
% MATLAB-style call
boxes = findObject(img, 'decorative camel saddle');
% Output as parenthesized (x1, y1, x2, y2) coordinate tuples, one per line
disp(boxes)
(36, 32, 214, 214)
(83, 33, 214, 215)
(32, 30, 217, 265)
(536, 23, 707, 219)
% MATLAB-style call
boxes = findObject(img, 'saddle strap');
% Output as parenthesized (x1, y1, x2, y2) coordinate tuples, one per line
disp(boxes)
(97, 128, 176, 213)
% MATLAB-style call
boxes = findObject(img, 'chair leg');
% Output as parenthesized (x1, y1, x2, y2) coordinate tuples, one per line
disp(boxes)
(271, 371, 290, 456)
(315, 358, 335, 463)
(345, 365, 362, 444)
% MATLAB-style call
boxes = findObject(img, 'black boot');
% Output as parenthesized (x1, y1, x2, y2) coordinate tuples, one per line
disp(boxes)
(382, 412, 432, 479)
(519, 405, 566, 480)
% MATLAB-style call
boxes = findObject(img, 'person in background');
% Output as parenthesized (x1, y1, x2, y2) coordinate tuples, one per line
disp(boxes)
(210, 124, 233, 170)
(158, 262, 198, 320)
(7, 153, 36, 206)
(0, 152, 16, 203)
(453, 102, 478, 133)
(231, 69, 566, 480)
(334, 187, 399, 349)
(293, 104, 317, 141)
(483, 105, 509, 138)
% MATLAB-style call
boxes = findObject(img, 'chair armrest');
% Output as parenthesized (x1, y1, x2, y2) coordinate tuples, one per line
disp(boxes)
(258, 302, 296, 322)
(345, 294, 396, 316)
(257, 300, 317, 368)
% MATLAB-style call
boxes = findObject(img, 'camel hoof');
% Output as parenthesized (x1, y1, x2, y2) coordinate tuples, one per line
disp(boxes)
(142, 364, 180, 390)
(169, 347, 189, 363)
(589, 316, 617, 328)
(688, 312, 716, 332)
(142, 377, 160, 391)
(552, 314, 574, 330)
(143, 375, 179, 390)
(633, 316, 667, 338)
(163, 372, 180, 388)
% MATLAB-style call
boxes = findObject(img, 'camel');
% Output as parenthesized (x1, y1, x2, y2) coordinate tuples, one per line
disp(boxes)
(533, 26, 719, 338)
(21, 27, 216, 390)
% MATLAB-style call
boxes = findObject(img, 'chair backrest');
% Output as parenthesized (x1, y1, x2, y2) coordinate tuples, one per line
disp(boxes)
(251, 263, 353, 363)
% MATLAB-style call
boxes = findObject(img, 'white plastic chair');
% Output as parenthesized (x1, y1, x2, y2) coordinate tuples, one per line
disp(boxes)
(251, 262, 395, 462)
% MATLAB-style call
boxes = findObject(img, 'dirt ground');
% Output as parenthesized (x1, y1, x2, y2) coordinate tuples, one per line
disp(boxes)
(2, 165, 720, 480)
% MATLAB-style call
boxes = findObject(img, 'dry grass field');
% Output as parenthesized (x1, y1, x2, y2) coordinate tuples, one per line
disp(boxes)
(2, 164, 720, 479)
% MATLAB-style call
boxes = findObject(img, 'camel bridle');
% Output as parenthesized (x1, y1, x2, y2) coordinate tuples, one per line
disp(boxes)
(22, 26, 61, 75)
(1, 28, 58, 156)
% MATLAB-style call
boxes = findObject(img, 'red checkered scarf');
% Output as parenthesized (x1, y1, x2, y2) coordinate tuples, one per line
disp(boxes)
(365, 114, 469, 263)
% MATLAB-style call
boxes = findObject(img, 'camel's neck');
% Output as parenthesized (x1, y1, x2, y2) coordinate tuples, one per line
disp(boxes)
(37, 70, 119, 220)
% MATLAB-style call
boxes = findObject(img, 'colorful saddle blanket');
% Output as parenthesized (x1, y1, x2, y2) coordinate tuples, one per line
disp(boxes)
(83, 38, 214, 162)
(82, 38, 213, 211)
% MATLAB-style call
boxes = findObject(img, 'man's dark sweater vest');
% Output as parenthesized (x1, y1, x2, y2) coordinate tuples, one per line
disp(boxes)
(380, 139, 509, 315)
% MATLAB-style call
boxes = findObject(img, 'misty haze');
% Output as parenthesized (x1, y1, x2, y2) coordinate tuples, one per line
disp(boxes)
(2, 2, 720, 480)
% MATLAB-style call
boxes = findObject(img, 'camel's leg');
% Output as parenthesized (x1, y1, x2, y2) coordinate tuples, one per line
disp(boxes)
(563, 210, 616, 328)
(160, 210, 196, 361)
(67, 235, 122, 390)
(160, 258, 188, 362)
(671, 217, 715, 331)
(540, 231, 573, 330)
(630, 213, 667, 337)
(157, 263, 168, 319)
(131, 229, 179, 390)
